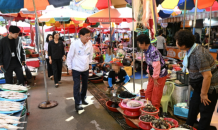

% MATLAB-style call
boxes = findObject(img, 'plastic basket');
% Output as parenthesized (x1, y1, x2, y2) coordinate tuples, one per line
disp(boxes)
(173, 105, 189, 118)
(0, 79, 6, 84)
(176, 71, 189, 85)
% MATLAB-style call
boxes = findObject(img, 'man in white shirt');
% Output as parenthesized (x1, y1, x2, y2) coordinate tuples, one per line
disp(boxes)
(67, 28, 93, 112)
(156, 30, 167, 55)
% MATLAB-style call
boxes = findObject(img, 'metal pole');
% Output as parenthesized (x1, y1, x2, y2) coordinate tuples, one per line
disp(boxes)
(192, 0, 198, 35)
(108, 0, 113, 60)
(183, 0, 187, 30)
(152, 0, 158, 35)
(100, 26, 102, 54)
(141, 50, 143, 89)
(132, 1, 135, 93)
(208, 6, 212, 50)
(32, 0, 58, 108)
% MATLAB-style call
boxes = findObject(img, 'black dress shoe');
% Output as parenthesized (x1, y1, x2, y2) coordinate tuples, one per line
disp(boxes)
(82, 100, 88, 105)
(75, 105, 83, 111)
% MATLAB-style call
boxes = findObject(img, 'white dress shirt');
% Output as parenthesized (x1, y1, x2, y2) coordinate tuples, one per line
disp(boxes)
(67, 39, 93, 72)
(44, 42, 49, 59)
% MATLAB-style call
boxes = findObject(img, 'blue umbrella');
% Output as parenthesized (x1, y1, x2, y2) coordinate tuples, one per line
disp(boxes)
(188, 7, 204, 12)
(163, 10, 174, 14)
(178, 0, 195, 10)
(159, 10, 172, 18)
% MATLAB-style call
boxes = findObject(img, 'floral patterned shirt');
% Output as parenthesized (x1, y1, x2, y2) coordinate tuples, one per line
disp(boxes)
(144, 45, 168, 78)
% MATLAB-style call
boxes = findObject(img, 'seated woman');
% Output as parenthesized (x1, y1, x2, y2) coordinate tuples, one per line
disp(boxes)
(103, 61, 130, 95)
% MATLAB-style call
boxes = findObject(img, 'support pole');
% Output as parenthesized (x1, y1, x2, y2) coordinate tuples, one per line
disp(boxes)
(192, 0, 198, 35)
(141, 50, 143, 89)
(132, 1, 135, 93)
(208, 6, 212, 50)
(108, 0, 113, 60)
(183, 0, 187, 30)
(32, 0, 58, 109)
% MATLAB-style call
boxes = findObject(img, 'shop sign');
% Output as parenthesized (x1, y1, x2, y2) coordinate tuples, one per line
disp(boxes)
(178, 51, 186, 59)
(167, 49, 176, 58)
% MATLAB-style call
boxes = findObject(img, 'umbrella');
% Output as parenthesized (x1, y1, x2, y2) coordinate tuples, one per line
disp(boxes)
(0, 0, 72, 13)
(205, 1, 218, 11)
(76, 0, 128, 10)
(178, 0, 195, 10)
(194, 0, 216, 9)
(161, 0, 180, 9)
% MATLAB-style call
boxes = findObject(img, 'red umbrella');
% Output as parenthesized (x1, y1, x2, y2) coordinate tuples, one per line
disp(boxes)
(205, 1, 218, 11)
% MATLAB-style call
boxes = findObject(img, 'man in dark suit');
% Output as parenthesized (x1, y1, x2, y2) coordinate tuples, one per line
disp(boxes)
(0, 26, 26, 85)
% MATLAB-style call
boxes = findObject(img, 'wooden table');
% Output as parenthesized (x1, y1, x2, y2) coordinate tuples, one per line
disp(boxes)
(117, 107, 140, 127)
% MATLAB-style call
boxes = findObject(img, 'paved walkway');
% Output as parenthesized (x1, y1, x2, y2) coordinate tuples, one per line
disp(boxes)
(26, 68, 122, 130)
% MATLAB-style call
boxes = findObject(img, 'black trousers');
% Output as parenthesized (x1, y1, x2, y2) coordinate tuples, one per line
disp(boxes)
(72, 69, 89, 105)
(186, 89, 218, 130)
(158, 49, 164, 55)
(5, 59, 24, 85)
(52, 59, 62, 84)
(46, 59, 53, 77)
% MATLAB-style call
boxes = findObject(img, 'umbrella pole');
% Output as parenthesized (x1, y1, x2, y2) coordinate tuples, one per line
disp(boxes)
(141, 49, 143, 89)
(108, 0, 113, 60)
(183, 0, 187, 30)
(100, 26, 102, 55)
(32, 0, 58, 109)
(192, 0, 198, 35)
(132, 1, 136, 93)
(208, 6, 212, 50)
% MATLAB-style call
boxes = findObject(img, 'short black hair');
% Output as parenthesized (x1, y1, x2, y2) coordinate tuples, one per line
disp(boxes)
(9, 25, 20, 33)
(52, 31, 60, 39)
(136, 34, 150, 45)
(46, 34, 52, 43)
(174, 30, 195, 48)
(158, 30, 163, 35)
(79, 28, 90, 36)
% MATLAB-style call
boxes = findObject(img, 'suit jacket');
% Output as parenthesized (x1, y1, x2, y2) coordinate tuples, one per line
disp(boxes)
(0, 36, 26, 70)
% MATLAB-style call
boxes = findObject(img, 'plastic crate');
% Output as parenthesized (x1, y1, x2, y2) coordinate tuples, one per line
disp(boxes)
(0, 79, 6, 84)
(176, 71, 189, 85)
(209, 49, 218, 53)
(174, 105, 189, 118)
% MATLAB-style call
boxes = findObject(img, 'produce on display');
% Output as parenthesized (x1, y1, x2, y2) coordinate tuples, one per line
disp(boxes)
(165, 120, 175, 127)
(110, 102, 119, 108)
(122, 99, 130, 104)
(140, 115, 156, 122)
(126, 100, 141, 108)
(0, 101, 22, 111)
(0, 124, 24, 130)
(119, 91, 135, 98)
(0, 91, 25, 99)
(178, 124, 194, 130)
(143, 104, 157, 112)
(151, 118, 169, 129)
(0, 84, 28, 91)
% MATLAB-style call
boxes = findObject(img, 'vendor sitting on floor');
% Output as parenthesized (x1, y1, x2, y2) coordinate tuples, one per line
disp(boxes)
(103, 61, 130, 95)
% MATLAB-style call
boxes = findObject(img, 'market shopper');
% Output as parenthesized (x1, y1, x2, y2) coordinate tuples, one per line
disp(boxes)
(48, 31, 66, 88)
(67, 28, 93, 112)
(0, 26, 25, 85)
(136, 34, 168, 109)
(116, 44, 126, 57)
(156, 30, 167, 55)
(103, 61, 130, 95)
(175, 30, 218, 130)
(44, 34, 53, 79)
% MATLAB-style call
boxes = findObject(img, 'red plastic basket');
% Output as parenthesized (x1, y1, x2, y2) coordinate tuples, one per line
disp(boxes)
(164, 118, 178, 128)
(106, 101, 119, 112)
(139, 115, 159, 124)
(26, 60, 40, 68)
(150, 122, 171, 130)
(140, 107, 159, 116)
(123, 115, 139, 128)
(139, 121, 152, 130)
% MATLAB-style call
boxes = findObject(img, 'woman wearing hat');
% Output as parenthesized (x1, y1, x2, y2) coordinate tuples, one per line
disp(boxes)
(103, 61, 130, 94)
(136, 34, 168, 109)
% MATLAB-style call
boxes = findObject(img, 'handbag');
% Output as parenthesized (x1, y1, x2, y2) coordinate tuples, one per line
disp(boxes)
(24, 65, 32, 79)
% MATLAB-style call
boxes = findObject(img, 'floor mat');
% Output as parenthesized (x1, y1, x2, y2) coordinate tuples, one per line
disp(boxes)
(130, 71, 148, 79)
(88, 83, 141, 130)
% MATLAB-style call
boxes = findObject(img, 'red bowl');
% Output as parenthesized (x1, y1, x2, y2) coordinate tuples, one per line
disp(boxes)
(123, 115, 139, 128)
(150, 122, 171, 130)
(106, 101, 119, 112)
(139, 115, 159, 124)
(140, 107, 159, 116)
(139, 121, 152, 130)
(164, 118, 178, 128)
(121, 100, 143, 112)
(124, 109, 141, 118)
(119, 102, 126, 110)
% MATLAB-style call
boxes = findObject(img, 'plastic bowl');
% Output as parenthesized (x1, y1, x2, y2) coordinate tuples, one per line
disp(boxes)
(123, 109, 141, 118)
(138, 121, 152, 130)
(164, 118, 178, 128)
(118, 93, 137, 101)
(119, 102, 126, 110)
(139, 115, 159, 124)
(121, 100, 143, 111)
(140, 107, 159, 116)
(106, 101, 119, 112)
(150, 122, 171, 130)
(123, 115, 139, 128)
